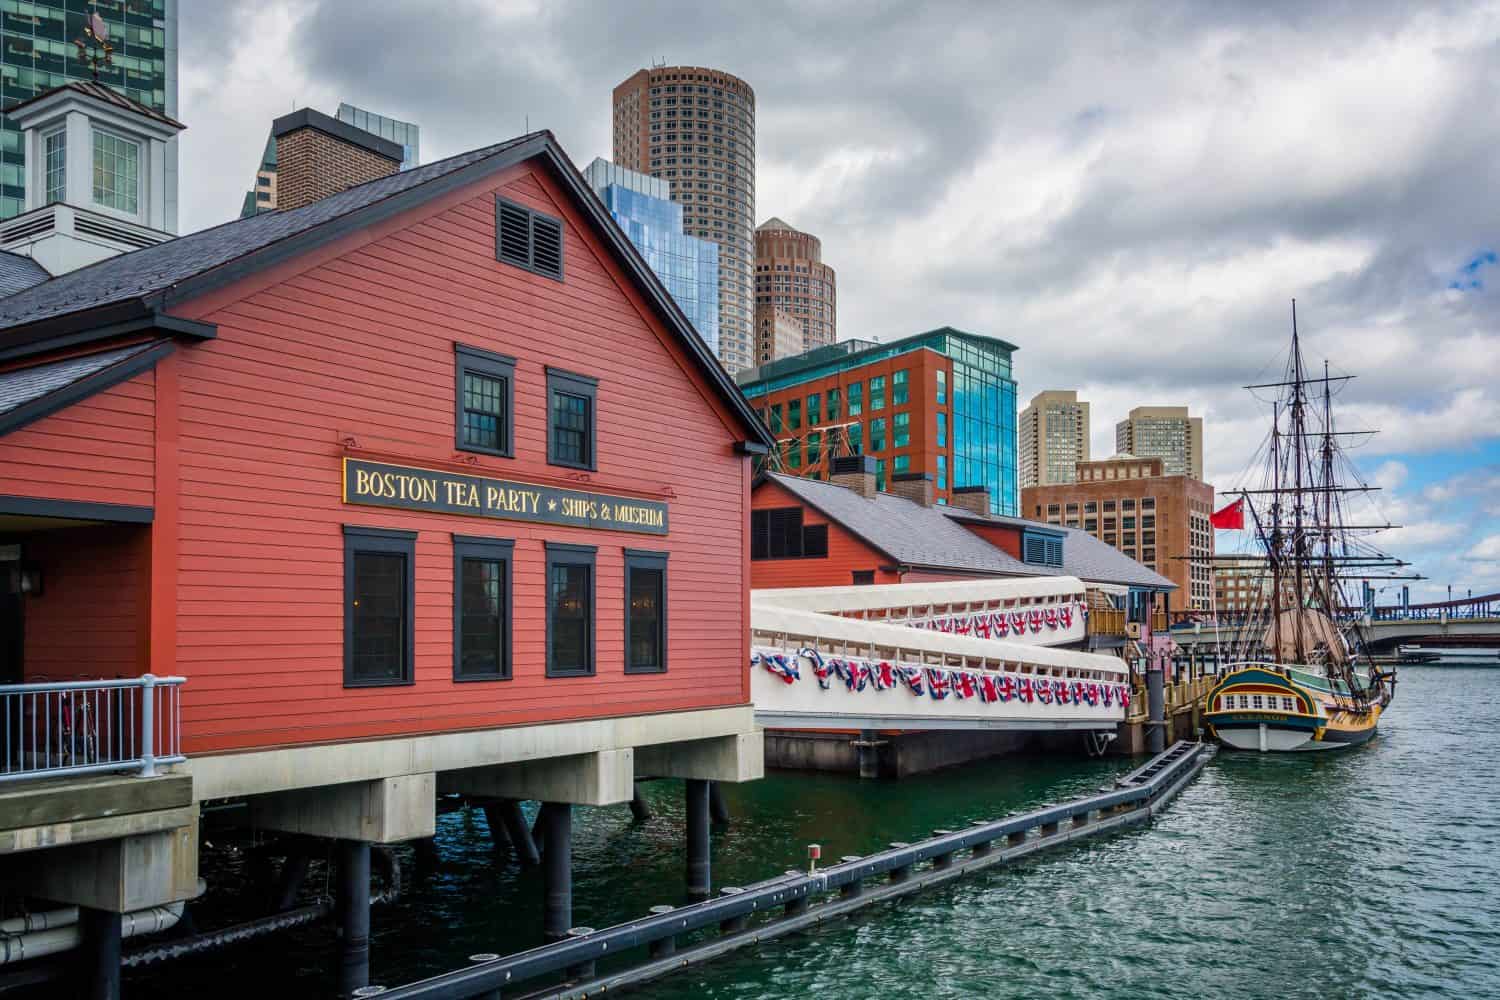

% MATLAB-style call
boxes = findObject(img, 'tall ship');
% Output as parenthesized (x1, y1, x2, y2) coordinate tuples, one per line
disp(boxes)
(1204, 305, 1409, 752)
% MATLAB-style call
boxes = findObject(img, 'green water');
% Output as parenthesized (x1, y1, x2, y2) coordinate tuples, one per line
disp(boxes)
(127, 661, 1499, 998)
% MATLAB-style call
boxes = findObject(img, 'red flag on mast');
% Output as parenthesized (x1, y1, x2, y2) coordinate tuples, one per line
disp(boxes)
(1210, 497, 1245, 529)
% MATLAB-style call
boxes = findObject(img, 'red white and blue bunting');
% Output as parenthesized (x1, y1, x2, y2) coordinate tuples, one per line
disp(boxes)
(753, 646, 1130, 711)
(904, 600, 1087, 639)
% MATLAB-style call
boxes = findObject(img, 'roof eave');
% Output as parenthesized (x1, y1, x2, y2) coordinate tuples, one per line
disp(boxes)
(0, 302, 214, 364)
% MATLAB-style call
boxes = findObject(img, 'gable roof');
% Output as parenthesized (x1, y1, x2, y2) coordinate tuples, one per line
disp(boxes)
(761, 472, 1174, 590)
(0, 338, 172, 437)
(0, 130, 773, 448)
(0, 251, 49, 297)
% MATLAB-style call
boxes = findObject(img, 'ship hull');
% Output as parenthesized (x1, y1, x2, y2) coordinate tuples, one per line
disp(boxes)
(1204, 665, 1384, 754)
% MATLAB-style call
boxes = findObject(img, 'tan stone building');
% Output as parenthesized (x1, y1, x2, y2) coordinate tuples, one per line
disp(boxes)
(1115, 406, 1203, 479)
(1019, 389, 1090, 488)
(612, 66, 757, 374)
(755, 303, 804, 365)
(754, 217, 836, 352)
(1023, 453, 1215, 613)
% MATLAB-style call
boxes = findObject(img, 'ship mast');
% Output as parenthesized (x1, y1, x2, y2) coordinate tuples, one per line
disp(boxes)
(1289, 302, 1308, 664)
(1268, 401, 1282, 663)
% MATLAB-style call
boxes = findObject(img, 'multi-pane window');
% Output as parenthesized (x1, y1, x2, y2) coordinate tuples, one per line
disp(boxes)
(848, 421, 862, 454)
(343, 526, 415, 687)
(456, 346, 515, 456)
(937, 454, 947, 490)
(547, 369, 597, 470)
(545, 543, 595, 677)
(751, 508, 828, 559)
(807, 393, 820, 426)
(936, 412, 946, 448)
(43, 128, 65, 205)
(453, 536, 513, 681)
(848, 382, 863, 416)
(770, 403, 783, 433)
(826, 388, 840, 422)
(787, 398, 801, 430)
(807, 431, 821, 466)
(870, 417, 886, 451)
(91, 129, 139, 214)
(870, 375, 886, 410)
(876, 458, 887, 492)
(893, 369, 909, 405)
(625, 549, 668, 673)
(894, 411, 910, 448)
(936, 370, 946, 405)
(893, 454, 910, 474)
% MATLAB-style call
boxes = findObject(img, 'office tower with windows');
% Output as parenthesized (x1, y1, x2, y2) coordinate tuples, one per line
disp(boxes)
(612, 66, 755, 374)
(754, 216, 835, 352)
(584, 157, 720, 356)
(0, 0, 177, 227)
(1019, 390, 1090, 488)
(1115, 405, 1204, 479)
(738, 327, 1019, 515)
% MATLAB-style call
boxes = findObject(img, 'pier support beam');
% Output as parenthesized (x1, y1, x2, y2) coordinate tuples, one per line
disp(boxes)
(499, 800, 539, 866)
(709, 781, 731, 827)
(855, 730, 882, 779)
(1147, 667, 1166, 754)
(335, 839, 371, 998)
(541, 803, 573, 941)
(629, 784, 652, 823)
(250, 774, 436, 845)
(685, 778, 712, 900)
(79, 905, 121, 1000)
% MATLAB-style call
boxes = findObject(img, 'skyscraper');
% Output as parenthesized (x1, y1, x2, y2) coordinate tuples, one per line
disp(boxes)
(584, 157, 720, 356)
(1115, 406, 1204, 479)
(1018, 390, 1090, 488)
(754, 217, 836, 352)
(0, 0, 179, 227)
(612, 66, 755, 374)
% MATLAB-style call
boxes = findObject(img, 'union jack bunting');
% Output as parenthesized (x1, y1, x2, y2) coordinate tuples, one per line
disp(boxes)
(1034, 677, 1052, 704)
(952, 670, 977, 700)
(1070, 680, 1086, 704)
(1101, 684, 1114, 707)
(833, 657, 869, 692)
(994, 615, 1010, 638)
(1059, 606, 1074, 629)
(1119, 685, 1132, 711)
(1086, 682, 1100, 706)
(1010, 611, 1027, 634)
(996, 673, 1016, 702)
(898, 664, 925, 695)
(872, 660, 897, 691)
(755, 651, 799, 684)
(925, 667, 951, 700)
(1045, 607, 1060, 629)
(1028, 610, 1045, 633)
(1053, 679, 1070, 704)
(978, 674, 999, 703)
(973, 616, 992, 639)
(805, 649, 834, 690)
(1017, 675, 1034, 703)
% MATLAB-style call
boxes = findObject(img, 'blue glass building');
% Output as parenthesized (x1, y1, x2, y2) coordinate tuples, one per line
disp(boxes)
(584, 158, 719, 357)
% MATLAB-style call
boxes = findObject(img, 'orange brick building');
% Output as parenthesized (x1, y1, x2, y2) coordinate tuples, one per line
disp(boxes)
(1022, 454, 1215, 613)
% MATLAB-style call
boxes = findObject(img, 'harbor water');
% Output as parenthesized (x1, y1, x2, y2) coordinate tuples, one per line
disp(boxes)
(130, 657, 1500, 998)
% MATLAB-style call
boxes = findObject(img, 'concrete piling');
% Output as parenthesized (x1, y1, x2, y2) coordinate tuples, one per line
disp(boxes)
(686, 778, 712, 900)
(629, 784, 652, 823)
(540, 803, 573, 941)
(335, 839, 372, 997)
(709, 780, 731, 826)
(1147, 666, 1166, 754)
(498, 799, 539, 866)
(79, 905, 122, 1000)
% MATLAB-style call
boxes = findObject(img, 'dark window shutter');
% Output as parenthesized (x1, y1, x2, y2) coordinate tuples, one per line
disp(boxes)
(767, 508, 803, 559)
(802, 523, 828, 558)
(497, 200, 531, 268)
(750, 510, 769, 560)
(1024, 535, 1046, 564)
(531, 214, 564, 279)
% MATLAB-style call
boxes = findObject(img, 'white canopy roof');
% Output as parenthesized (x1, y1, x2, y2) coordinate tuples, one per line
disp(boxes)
(751, 604, 1128, 679)
(753, 576, 1091, 614)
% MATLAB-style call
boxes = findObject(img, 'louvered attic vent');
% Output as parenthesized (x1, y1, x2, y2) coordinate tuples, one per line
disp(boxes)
(495, 197, 564, 280)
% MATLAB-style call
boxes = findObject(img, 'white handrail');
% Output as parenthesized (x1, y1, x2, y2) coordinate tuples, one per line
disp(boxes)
(1, 675, 186, 784)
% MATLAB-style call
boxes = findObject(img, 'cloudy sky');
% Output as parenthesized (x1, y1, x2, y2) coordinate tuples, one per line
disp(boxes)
(178, 1, 1500, 602)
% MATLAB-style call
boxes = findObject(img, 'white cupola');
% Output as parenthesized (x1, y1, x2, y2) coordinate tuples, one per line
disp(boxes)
(0, 81, 185, 276)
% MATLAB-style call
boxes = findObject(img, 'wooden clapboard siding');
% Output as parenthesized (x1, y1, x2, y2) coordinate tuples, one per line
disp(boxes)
(162, 160, 751, 753)
(0, 372, 155, 508)
(21, 524, 149, 681)
(749, 478, 900, 589)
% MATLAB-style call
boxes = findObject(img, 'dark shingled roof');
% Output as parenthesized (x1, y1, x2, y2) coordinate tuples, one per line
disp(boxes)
(0, 251, 49, 297)
(5, 80, 185, 130)
(764, 472, 1175, 590)
(0, 133, 539, 332)
(0, 339, 167, 436)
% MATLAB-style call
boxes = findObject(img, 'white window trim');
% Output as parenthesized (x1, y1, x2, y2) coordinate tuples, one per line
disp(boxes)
(41, 125, 67, 205)
(89, 126, 144, 222)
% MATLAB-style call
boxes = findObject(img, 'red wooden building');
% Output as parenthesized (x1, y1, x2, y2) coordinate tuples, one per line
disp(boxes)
(0, 99, 772, 991)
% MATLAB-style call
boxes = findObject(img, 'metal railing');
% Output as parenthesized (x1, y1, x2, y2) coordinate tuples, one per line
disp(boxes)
(372, 741, 1211, 999)
(1, 674, 185, 784)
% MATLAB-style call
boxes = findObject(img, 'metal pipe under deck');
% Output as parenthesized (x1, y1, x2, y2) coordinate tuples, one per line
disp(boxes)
(335, 840, 372, 997)
(370, 741, 1212, 1000)
(541, 803, 572, 941)
(685, 779, 711, 900)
